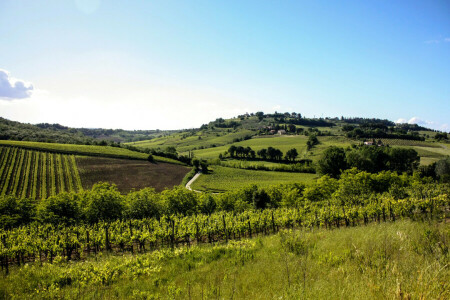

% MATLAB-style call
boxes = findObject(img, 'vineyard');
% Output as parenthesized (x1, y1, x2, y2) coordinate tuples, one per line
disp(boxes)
(0, 147, 83, 199)
(0, 193, 447, 271)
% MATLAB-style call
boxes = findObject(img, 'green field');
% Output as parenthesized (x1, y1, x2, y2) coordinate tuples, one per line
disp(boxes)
(191, 166, 317, 192)
(0, 140, 182, 164)
(128, 129, 256, 152)
(1, 220, 447, 299)
(190, 135, 355, 162)
(0, 147, 83, 199)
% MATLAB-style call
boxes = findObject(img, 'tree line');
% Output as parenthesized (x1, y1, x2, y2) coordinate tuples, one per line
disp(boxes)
(0, 169, 447, 229)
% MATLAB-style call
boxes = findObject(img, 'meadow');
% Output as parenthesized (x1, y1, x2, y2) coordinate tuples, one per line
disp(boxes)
(0, 147, 83, 199)
(191, 166, 317, 192)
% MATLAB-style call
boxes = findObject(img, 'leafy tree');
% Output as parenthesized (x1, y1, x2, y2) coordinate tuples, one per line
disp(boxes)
(125, 188, 162, 219)
(0, 196, 35, 229)
(257, 148, 268, 160)
(228, 145, 237, 157)
(161, 187, 199, 215)
(285, 148, 298, 161)
(435, 157, 450, 183)
(318, 146, 347, 178)
(81, 182, 124, 223)
(200, 160, 209, 174)
(306, 134, 319, 150)
(37, 193, 81, 225)
(192, 158, 200, 171)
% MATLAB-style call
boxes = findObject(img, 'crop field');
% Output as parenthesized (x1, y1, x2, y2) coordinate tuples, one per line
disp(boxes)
(76, 156, 191, 193)
(189, 135, 309, 159)
(392, 144, 450, 165)
(0, 140, 182, 164)
(379, 138, 441, 147)
(0, 147, 83, 199)
(128, 129, 256, 152)
(191, 166, 317, 192)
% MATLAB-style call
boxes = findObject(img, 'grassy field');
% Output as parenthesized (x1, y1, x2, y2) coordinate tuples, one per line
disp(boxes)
(0, 140, 182, 164)
(127, 129, 256, 152)
(76, 156, 191, 193)
(189, 135, 356, 162)
(1, 220, 447, 299)
(191, 166, 317, 192)
(0, 147, 83, 199)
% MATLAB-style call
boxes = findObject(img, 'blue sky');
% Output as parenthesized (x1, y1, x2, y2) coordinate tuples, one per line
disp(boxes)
(0, 0, 449, 130)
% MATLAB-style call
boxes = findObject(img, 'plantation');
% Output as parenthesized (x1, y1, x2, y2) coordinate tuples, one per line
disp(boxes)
(191, 166, 318, 192)
(0, 220, 447, 299)
(128, 129, 256, 153)
(0, 147, 83, 199)
(0, 140, 182, 164)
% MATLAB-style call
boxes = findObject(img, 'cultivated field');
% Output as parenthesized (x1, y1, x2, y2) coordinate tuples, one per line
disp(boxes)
(0, 140, 182, 164)
(0, 147, 83, 199)
(76, 156, 191, 193)
(128, 129, 256, 152)
(191, 166, 317, 192)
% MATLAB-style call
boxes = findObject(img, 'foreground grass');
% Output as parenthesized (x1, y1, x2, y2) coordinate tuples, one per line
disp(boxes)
(0, 140, 183, 165)
(0, 220, 447, 299)
(192, 166, 317, 192)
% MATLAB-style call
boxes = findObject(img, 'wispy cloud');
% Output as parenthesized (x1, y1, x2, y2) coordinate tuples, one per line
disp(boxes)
(0, 69, 34, 100)
(424, 37, 450, 44)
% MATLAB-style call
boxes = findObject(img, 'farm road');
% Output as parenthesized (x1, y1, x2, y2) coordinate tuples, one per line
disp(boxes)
(185, 172, 201, 191)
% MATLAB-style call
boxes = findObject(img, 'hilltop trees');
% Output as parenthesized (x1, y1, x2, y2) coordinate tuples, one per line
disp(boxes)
(318, 145, 420, 177)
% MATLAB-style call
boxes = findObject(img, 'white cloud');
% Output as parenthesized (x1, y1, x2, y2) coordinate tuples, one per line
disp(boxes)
(272, 105, 281, 111)
(395, 118, 407, 124)
(0, 69, 34, 100)
(408, 117, 425, 125)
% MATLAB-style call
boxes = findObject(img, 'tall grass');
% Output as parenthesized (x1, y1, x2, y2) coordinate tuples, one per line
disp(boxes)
(0, 220, 447, 299)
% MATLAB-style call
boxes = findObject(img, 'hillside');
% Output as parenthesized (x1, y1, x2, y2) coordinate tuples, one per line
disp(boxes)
(0, 117, 176, 144)
(0, 142, 190, 198)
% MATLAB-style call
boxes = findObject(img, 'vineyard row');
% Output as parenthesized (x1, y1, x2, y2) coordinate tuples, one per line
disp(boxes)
(0, 194, 447, 272)
(0, 147, 83, 199)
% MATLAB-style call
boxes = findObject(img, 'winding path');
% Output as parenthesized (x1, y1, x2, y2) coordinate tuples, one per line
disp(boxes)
(185, 172, 201, 191)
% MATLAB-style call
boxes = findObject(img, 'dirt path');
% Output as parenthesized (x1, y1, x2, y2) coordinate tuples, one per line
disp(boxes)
(185, 172, 201, 191)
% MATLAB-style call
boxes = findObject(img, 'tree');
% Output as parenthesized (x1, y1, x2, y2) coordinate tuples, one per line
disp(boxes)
(192, 158, 200, 171)
(306, 134, 319, 150)
(435, 157, 450, 183)
(285, 148, 298, 161)
(125, 188, 162, 219)
(228, 145, 237, 157)
(318, 146, 347, 178)
(81, 183, 124, 223)
(257, 148, 268, 160)
(200, 160, 209, 174)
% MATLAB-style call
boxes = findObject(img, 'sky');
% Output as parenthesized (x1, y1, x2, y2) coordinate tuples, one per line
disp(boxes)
(0, 0, 449, 131)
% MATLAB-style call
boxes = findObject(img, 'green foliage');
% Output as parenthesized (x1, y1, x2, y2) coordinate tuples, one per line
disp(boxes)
(124, 188, 162, 219)
(37, 193, 82, 225)
(82, 183, 124, 223)
(318, 146, 347, 178)
(160, 186, 199, 215)
(319, 145, 420, 177)
(0, 196, 35, 228)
